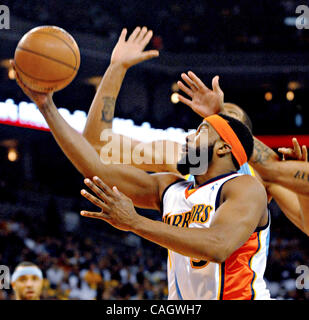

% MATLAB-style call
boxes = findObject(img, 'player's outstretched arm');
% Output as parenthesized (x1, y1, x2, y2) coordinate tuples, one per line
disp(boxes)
(82, 26, 180, 173)
(81, 175, 267, 263)
(252, 137, 309, 195)
(11, 61, 179, 210)
(83, 26, 158, 148)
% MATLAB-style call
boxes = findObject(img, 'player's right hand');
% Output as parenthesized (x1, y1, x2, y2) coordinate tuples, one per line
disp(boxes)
(110, 26, 159, 69)
(10, 60, 53, 108)
(278, 137, 308, 161)
(177, 71, 224, 118)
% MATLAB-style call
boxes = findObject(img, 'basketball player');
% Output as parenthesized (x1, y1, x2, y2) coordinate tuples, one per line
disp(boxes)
(11, 261, 43, 300)
(12, 57, 272, 299)
(80, 114, 270, 300)
(81, 28, 309, 235)
(176, 71, 309, 235)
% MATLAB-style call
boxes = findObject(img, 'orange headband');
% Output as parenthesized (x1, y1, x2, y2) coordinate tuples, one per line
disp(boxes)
(204, 114, 247, 167)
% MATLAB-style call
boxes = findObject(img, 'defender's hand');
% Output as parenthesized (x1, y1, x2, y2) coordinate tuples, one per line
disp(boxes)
(81, 176, 139, 232)
(278, 138, 308, 161)
(110, 26, 159, 69)
(177, 71, 224, 118)
(10, 60, 53, 108)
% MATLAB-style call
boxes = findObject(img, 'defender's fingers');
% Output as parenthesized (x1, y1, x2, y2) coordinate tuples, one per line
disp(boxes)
(177, 80, 194, 97)
(212, 76, 223, 95)
(80, 189, 109, 210)
(140, 30, 153, 47)
(137, 26, 148, 43)
(140, 50, 159, 62)
(84, 178, 111, 203)
(188, 71, 209, 91)
(181, 73, 198, 91)
(118, 28, 128, 42)
(80, 210, 110, 220)
(178, 94, 194, 109)
(112, 186, 122, 196)
(128, 26, 141, 42)
(292, 138, 302, 160)
(278, 148, 294, 156)
(93, 176, 115, 197)
(302, 145, 308, 162)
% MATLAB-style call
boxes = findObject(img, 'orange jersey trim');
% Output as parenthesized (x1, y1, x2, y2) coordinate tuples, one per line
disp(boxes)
(219, 231, 261, 300)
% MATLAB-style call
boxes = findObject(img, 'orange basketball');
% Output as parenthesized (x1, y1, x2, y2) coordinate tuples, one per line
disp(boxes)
(14, 26, 80, 92)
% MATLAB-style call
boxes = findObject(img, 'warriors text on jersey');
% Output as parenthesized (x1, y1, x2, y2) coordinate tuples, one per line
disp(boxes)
(162, 172, 271, 300)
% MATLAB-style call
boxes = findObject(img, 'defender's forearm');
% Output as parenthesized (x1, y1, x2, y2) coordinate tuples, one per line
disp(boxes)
(250, 138, 309, 195)
(83, 63, 127, 144)
(250, 138, 279, 172)
(259, 160, 309, 195)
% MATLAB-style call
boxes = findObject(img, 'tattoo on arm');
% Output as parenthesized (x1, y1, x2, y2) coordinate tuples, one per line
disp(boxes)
(101, 97, 116, 123)
(251, 139, 277, 165)
(294, 170, 309, 182)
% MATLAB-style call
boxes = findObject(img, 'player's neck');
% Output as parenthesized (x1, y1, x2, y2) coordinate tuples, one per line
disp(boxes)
(194, 159, 236, 186)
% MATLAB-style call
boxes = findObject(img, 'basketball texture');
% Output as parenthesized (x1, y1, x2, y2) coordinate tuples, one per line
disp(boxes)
(14, 26, 80, 92)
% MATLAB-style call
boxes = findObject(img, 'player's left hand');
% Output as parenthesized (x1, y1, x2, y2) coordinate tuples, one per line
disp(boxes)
(278, 137, 308, 161)
(80, 176, 139, 231)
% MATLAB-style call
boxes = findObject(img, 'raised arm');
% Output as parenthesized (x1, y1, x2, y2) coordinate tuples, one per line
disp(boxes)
(83, 26, 158, 148)
(11, 61, 179, 210)
(82, 26, 180, 173)
(81, 175, 267, 264)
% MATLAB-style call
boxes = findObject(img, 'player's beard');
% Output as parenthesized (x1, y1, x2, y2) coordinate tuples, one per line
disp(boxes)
(177, 144, 214, 176)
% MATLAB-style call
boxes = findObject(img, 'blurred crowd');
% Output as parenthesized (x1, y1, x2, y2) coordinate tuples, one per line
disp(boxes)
(0, 198, 308, 300)
(5, 0, 309, 52)
(0, 215, 168, 300)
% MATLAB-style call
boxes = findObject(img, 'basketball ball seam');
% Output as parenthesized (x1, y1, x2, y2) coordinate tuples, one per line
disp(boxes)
(16, 46, 77, 71)
(33, 31, 79, 69)
(14, 59, 76, 82)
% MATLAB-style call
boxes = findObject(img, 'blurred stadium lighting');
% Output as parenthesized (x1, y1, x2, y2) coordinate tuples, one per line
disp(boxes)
(8, 147, 18, 162)
(86, 76, 102, 91)
(171, 82, 179, 92)
(288, 81, 301, 91)
(8, 68, 15, 80)
(286, 91, 295, 101)
(264, 92, 273, 101)
(171, 92, 179, 104)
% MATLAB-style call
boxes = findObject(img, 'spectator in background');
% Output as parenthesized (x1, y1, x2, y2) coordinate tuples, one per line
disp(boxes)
(46, 262, 64, 289)
(83, 263, 103, 291)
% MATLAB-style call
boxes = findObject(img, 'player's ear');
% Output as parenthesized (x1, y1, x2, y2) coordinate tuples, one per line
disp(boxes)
(216, 141, 232, 157)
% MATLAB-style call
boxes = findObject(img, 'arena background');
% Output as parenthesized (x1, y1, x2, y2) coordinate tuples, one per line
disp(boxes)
(0, 0, 308, 300)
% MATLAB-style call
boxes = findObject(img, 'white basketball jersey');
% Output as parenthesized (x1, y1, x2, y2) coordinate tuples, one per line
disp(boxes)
(162, 172, 271, 300)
